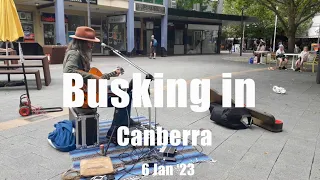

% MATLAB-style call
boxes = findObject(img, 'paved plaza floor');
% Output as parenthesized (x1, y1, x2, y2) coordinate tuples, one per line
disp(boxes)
(0, 54, 320, 180)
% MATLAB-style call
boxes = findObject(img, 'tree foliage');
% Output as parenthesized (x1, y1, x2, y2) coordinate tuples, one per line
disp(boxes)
(222, 0, 320, 52)
(223, 0, 279, 40)
(177, 0, 319, 52)
(246, 0, 320, 52)
(176, 0, 218, 12)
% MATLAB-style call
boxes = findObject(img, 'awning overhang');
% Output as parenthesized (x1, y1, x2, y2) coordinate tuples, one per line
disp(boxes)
(168, 8, 259, 25)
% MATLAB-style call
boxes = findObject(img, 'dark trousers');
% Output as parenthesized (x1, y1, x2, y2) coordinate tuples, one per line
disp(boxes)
(257, 54, 261, 63)
(106, 86, 134, 139)
(106, 85, 133, 126)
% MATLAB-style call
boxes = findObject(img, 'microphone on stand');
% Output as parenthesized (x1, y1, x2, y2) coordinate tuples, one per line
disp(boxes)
(101, 43, 109, 49)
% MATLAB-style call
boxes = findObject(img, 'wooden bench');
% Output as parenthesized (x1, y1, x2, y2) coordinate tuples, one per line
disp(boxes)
(0, 64, 43, 68)
(0, 69, 42, 90)
(0, 56, 51, 86)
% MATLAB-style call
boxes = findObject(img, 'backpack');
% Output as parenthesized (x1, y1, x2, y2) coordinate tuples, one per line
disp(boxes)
(249, 57, 254, 64)
(209, 103, 252, 130)
(153, 39, 158, 47)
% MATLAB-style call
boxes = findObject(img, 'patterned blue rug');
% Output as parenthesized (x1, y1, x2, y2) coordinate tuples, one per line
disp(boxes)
(69, 116, 212, 180)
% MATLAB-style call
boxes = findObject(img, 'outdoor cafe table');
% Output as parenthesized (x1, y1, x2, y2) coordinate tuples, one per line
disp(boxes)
(254, 51, 270, 64)
(0, 48, 18, 64)
(284, 53, 299, 71)
(0, 55, 51, 86)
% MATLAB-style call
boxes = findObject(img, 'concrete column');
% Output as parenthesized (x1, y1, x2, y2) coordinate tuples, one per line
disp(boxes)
(127, 0, 135, 56)
(140, 18, 144, 52)
(34, 11, 44, 46)
(161, 0, 168, 56)
(216, 25, 222, 54)
(55, 0, 66, 45)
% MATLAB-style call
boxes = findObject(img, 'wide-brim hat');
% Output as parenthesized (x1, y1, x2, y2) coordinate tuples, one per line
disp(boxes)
(69, 26, 100, 43)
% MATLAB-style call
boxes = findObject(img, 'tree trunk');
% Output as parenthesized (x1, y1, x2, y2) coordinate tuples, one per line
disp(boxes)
(286, 10, 297, 53)
(287, 29, 296, 53)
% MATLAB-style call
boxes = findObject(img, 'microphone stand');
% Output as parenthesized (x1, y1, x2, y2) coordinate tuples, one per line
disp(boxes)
(101, 43, 151, 76)
(101, 43, 156, 146)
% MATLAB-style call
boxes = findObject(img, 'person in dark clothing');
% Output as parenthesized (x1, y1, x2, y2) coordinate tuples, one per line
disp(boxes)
(149, 35, 157, 59)
(227, 42, 232, 54)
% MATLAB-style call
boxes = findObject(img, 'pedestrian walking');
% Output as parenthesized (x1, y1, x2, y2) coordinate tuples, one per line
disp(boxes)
(149, 35, 157, 59)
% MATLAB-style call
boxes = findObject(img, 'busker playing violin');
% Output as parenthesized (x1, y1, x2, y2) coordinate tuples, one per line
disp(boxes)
(63, 26, 141, 140)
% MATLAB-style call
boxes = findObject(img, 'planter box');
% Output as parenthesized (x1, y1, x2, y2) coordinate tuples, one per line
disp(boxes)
(43, 45, 67, 64)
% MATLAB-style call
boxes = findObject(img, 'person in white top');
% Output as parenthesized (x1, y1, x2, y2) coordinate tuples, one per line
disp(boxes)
(255, 41, 266, 64)
(295, 46, 309, 72)
(276, 45, 288, 70)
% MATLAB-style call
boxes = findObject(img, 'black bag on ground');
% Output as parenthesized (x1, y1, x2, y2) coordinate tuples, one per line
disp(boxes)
(209, 103, 252, 130)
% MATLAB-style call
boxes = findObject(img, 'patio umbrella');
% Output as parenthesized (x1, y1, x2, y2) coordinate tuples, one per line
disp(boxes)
(0, 0, 24, 51)
(0, 0, 30, 99)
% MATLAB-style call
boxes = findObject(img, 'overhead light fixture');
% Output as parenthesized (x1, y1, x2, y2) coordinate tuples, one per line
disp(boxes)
(35, 3, 39, 6)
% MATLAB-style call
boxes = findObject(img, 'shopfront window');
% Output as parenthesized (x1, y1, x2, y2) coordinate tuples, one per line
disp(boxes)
(43, 24, 55, 45)
(202, 30, 219, 54)
(67, 15, 85, 43)
(108, 15, 127, 52)
(108, 24, 126, 51)
(41, 13, 68, 45)
(186, 24, 219, 54)
(175, 30, 183, 45)
(18, 11, 35, 42)
(68, 15, 85, 32)
(186, 30, 202, 54)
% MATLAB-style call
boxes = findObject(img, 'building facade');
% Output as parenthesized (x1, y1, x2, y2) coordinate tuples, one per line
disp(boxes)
(13, 0, 256, 56)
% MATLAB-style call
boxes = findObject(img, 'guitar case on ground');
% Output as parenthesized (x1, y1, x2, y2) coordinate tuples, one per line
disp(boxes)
(209, 89, 283, 132)
(209, 103, 253, 130)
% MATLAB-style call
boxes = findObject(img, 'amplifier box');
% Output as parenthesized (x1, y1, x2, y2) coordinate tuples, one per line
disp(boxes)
(69, 108, 99, 149)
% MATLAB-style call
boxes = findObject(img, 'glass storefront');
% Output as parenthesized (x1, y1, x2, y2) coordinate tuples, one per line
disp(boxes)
(43, 23, 55, 45)
(67, 15, 85, 43)
(168, 23, 220, 55)
(41, 13, 86, 45)
(202, 30, 218, 54)
(173, 23, 185, 55)
(92, 25, 102, 54)
(107, 15, 127, 52)
(91, 16, 103, 54)
(186, 30, 202, 54)
(41, 13, 69, 45)
(186, 24, 219, 54)
(18, 11, 35, 42)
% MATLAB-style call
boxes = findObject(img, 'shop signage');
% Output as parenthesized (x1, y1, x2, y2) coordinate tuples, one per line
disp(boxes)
(170, 0, 176, 8)
(41, 13, 68, 23)
(45, 0, 97, 4)
(108, 15, 126, 23)
(134, 2, 165, 15)
(68, 0, 97, 5)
